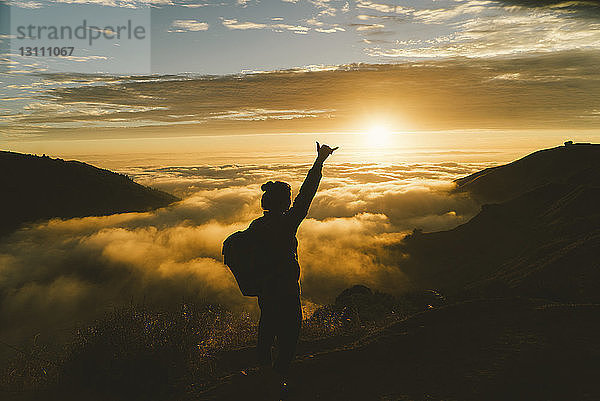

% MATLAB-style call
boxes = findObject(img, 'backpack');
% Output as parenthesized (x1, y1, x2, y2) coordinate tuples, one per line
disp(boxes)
(222, 225, 268, 297)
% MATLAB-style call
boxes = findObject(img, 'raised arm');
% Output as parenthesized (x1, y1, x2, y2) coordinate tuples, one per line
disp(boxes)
(288, 142, 338, 229)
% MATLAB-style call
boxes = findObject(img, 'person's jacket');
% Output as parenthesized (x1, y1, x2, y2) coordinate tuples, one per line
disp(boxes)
(249, 161, 323, 293)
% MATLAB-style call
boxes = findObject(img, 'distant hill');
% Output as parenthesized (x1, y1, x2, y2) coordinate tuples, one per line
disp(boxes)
(398, 143, 600, 302)
(453, 143, 600, 203)
(0, 151, 179, 235)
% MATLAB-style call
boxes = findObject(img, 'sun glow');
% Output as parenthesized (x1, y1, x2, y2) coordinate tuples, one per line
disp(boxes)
(367, 124, 392, 147)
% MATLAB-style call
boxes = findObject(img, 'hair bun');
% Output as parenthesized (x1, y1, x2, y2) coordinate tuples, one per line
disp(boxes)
(261, 181, 274, 192)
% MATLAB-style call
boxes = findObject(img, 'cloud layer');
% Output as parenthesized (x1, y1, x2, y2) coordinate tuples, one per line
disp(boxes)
(0, 161, 482, 345)
(3, 50, 600, 140)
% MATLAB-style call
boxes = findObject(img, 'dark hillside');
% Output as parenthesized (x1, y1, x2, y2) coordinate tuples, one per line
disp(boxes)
(202, 299, 600, 401)
(453, 143, 600, 203)
(399, 144, 600, 302)
(0, 151, 179, 235)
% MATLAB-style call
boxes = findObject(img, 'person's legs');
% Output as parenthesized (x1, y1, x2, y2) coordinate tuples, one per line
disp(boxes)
(257, 296, 277, 368)
(272, 289, 302, 376)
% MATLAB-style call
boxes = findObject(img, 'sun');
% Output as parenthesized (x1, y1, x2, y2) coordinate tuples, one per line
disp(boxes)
(367, 124, 392, 147)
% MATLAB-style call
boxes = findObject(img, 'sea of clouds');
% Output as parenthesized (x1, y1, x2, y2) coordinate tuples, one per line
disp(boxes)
(0, 161, 489, 345)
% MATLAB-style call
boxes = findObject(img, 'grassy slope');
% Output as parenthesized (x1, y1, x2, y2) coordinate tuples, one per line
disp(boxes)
(201, 299, 599, 401)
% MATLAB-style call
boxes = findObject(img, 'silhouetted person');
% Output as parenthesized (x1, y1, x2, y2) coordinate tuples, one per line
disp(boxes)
(249, 142, 337, 397)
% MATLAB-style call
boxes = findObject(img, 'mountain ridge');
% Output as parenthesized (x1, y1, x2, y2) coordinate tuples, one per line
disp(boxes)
(453, 143, 600, 203)
(398, 143, 600, 302)
(0, 151, 179, 236)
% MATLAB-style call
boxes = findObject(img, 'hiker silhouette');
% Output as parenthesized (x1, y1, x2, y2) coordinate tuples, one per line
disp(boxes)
(249, 141, 337, 396)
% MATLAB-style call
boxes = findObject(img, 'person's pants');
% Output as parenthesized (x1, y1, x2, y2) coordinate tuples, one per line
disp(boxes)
(257, 282, 302, 376)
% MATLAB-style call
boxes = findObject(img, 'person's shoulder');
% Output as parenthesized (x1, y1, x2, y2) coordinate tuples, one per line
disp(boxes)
(249, 215, 267, 229)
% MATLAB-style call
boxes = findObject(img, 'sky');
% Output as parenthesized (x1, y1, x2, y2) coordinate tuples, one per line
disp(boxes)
(2, 0, 600, 74)
(2, 51, 600, 163)
(2, 0, 600, 157)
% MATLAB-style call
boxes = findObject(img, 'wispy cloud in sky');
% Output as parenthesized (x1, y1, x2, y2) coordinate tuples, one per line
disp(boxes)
(169, 19, 209, 32)
(3, 51, 600, 141)
(363, 1, 600, 58)
(4, 0, 600, 74)
(221, 18, 311, 33)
